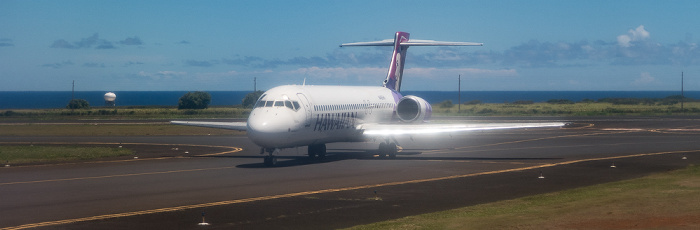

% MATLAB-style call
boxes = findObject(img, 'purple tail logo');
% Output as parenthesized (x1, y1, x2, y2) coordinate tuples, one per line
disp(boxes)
(384, 32, 410, 92)
(340, 32, 482, 93)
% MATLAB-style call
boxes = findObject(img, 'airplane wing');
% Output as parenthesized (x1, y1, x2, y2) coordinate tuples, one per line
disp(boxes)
(358, 122, 567, 136)
(171, 120, 565, 134)
(170, 121, 247, 131)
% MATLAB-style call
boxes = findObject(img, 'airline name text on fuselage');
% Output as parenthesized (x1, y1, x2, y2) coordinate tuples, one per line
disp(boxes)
(313, 112, 357, 131)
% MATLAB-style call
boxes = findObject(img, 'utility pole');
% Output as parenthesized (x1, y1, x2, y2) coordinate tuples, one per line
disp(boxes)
(681, 72, 684, 111)
(254, 77, 257, 92)
(72, 80, 75, 101)
(458, 75, 461, 113)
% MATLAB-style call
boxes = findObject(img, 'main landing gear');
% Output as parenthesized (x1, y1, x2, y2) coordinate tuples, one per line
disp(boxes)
(262, 148, 279, 167)
(308, 144, 326, 160)
(377, 141, 397, 158)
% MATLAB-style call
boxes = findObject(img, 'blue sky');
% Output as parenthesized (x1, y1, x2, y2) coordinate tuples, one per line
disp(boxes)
(1, 0, 699, 91)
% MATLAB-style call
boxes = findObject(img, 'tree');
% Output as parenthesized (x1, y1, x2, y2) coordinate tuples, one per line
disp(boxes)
(242, 90, 264, 108)
(436, 100, 453, 108)
(178, 91, 211, 110)
(66, 99, 90, 109)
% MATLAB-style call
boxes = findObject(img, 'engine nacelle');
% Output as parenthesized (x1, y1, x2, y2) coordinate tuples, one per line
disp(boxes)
(396, 95, 432, 123)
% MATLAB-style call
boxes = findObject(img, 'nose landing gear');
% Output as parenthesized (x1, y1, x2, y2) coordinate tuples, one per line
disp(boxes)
(308, 144, 327, 160)
(262, 148, 280, 167)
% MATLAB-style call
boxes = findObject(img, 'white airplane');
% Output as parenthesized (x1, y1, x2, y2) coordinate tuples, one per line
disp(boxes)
(173, 32, 566, 166)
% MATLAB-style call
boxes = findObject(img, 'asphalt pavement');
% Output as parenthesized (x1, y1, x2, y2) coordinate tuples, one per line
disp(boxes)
(1, 116, 700, 229)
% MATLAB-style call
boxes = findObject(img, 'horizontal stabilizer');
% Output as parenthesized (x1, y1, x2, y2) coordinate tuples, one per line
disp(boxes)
(340, 39, 482, 47)
(340, 32, 482, 92)
(401, 40, 483, 46)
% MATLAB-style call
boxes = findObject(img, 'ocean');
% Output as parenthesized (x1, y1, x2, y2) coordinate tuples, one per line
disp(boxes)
(0, 91, 696, 109)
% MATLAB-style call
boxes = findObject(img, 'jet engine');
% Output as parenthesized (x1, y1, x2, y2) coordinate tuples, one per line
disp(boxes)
(396, 95, 432, 123)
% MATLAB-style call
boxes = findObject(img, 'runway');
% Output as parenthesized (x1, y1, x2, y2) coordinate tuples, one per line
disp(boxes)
(1, 117, 700, 229)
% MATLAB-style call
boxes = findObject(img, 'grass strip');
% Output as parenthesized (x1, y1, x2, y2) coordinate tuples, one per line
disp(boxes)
(2, 102, 700, 121)
(0, 107, 250, 120)
(0, 124, 242, 136)
(346, 164, 700, 230)
(433, 102, 700, 116)
(0, 145, 134, 165)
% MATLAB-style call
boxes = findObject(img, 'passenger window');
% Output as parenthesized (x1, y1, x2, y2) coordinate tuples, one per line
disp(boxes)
(274, 101, 284, 107)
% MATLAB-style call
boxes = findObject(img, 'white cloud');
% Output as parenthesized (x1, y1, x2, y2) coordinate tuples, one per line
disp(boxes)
(617, 25, 650, 47)
(405, 67, 518, 79)
(138, 71, 187, 80)
(632, 72, 655, 85)
(285, 67, 385, 79)
(284, 67, 517, 80)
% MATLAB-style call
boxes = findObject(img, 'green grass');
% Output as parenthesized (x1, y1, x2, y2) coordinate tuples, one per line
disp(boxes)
(434, 102, 700, 116)
(346, 165, 700, 230)
(0, 124, 243, 136)
(0, 106, 250, 120)
(0, 145, 134, 164)
(3, 102, 700, 120)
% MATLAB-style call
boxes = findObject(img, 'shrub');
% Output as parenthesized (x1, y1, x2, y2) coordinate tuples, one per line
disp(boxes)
(66, 99, 90, 109)
(436, 100, 453, 108)
(513, 100, 534, 105)
(178, 91, 211, 110)
(464, 100, 482, 105)
(547, 99, 574, 104)
(242, 91, 264, 108)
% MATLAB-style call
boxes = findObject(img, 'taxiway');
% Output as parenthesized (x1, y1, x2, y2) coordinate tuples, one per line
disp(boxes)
(1, 117, 700, 229)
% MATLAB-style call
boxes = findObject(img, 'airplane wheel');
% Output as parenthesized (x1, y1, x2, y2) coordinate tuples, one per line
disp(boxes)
(263, 156, 277, 167)
(307, 145, 317, 159)
(388, 143, 397, 158)
(378, 142, 387, 158)
(317, 144, 326, 159)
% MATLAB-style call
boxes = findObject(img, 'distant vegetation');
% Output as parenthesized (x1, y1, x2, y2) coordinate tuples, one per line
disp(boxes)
(464, 100, 482, 105)
(546, 99, 575, 104)
(597, 95, 690, 105)
(2, 95, 700, 120)
(66, 99, 90, 109)
(178, 91, 211, 110)
(434, 95, 700, 116)
(0, 106, 250, 120)
(512, 100, 534, 105)
(436, 100, 454, 108)
(242, 90, 264, 108)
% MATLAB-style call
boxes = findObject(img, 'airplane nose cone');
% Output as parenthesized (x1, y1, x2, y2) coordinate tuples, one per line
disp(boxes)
(246, 108, 296, 147)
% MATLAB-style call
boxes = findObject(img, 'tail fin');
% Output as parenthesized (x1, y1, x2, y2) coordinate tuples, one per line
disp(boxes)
(341, 32, 482, 92)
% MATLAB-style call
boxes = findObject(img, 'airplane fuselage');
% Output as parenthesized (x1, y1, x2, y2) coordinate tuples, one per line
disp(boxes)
(168, 32, 562, 167)
(246, 85, 401, 149)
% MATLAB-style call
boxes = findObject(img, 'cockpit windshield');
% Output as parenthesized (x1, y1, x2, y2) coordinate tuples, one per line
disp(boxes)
(253, 95, 300, 111)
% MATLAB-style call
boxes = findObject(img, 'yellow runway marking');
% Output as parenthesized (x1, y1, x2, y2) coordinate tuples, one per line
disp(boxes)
(3, 148, 697, 230)
(423, 130, 636, 154)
